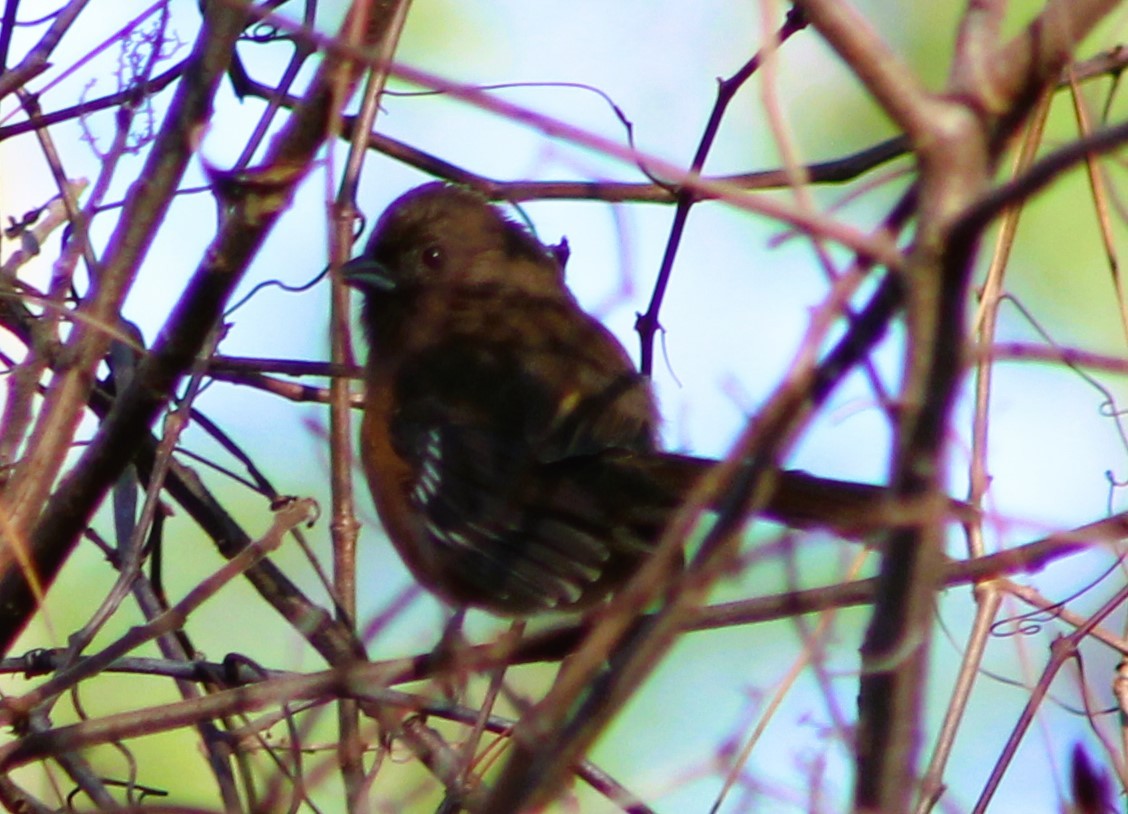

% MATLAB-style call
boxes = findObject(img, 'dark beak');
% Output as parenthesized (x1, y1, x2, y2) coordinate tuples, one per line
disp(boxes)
(340, 256, 396, 292)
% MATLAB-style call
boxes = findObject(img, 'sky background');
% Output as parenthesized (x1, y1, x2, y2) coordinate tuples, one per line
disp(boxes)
(4, 1, 1128, 811)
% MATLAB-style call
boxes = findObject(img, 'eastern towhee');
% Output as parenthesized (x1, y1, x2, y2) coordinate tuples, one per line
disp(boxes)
(343, 183, 965, 615)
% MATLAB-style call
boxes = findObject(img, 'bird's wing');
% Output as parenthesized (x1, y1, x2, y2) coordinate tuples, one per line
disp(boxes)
(386, 340, 669, 612)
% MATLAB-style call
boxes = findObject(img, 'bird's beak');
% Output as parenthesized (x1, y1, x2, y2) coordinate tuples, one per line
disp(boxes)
(340, 256, 396, 292)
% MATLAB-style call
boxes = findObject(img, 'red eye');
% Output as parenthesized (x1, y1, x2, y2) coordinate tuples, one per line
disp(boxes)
(421, 245, 443, 270)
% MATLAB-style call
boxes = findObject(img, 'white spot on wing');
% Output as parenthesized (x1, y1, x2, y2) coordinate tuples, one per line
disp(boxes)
(410, 428, 444, 509)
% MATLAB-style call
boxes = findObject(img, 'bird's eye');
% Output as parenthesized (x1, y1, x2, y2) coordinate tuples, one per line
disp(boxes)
(421, 245, 443, 271)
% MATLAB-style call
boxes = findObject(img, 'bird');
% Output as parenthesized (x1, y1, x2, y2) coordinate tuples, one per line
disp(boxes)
(342, 182, 963, 615)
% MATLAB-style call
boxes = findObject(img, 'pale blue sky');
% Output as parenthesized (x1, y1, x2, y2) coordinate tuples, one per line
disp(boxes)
(2, 2, 1127, 811)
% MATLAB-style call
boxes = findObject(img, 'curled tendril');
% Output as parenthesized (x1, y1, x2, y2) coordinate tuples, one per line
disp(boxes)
(224, 212, 365, 317)
(990, 605, 1065, 638)
(224, 264, 330, 318)
(241, 22, 294, 44)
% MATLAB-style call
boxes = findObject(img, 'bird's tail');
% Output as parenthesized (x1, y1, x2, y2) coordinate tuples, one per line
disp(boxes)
(646, 453, 974, 539)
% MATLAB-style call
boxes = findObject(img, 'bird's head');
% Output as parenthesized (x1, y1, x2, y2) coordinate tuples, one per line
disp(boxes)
(343, 182, 566, 312)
